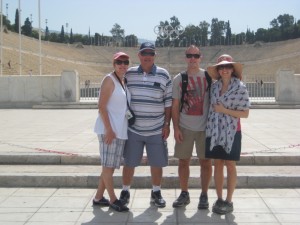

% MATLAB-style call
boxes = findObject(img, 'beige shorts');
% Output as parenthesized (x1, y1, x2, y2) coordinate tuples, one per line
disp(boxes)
(174, 127, 206, 159)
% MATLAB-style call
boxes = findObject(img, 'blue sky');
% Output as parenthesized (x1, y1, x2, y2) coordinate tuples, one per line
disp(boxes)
(3, 0, 300, 41)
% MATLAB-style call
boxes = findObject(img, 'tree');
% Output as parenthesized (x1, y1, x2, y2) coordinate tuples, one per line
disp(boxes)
(21, 17, 32, 36)
(72, 34, 84, 43)
(292, 20, 300, 39)
(31, 30, 39, 39)
(45, 26, 50, 41)
(270, 14, 294, 40)
(2, 14, 11, 30)
(60, 25, 65, 43)
(183, 25, 199, 47)
(155, 16, 185, 47)
(234, 32, 246, 45)
(110, 23, 125, 46)
(14, 9, 19, 32)
(268, 27, 281, 42)
(124, 34, 138, 47)
(6, 9, 299, 47)
(198, 21, 210, 46)
(225, 21, 232, 45)
(155, 20, 171, 47)
(255, 28, 268, 42)
(169, 16, 182, 47)
(246, 28, 255, 44)
(49, 32, 59, 43)
(82, 35, 90, 45)
(210, 18, 225, 46)
(270, 19, 279, 28)
(69, 29, 74, 44)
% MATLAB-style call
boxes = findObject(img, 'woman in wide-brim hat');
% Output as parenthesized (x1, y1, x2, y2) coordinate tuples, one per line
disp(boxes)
(207, 54, 243, 80)
(205, 54, 250, 215)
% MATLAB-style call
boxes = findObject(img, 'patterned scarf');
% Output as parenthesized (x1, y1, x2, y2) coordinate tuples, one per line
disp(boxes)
(206, 77, 250, 154)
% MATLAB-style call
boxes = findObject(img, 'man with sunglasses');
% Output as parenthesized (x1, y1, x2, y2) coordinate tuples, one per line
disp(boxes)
(171, 45, 212, 209)
(120, 42, 172, 208)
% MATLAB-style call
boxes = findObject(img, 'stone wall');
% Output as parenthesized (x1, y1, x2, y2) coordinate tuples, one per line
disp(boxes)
(1, 69, 299, 108)
(275, 69, 300, 104)
(0, 70, 79, 108)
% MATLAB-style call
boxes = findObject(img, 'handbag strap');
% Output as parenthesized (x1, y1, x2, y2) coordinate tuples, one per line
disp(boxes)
(113, 72, 130, 108)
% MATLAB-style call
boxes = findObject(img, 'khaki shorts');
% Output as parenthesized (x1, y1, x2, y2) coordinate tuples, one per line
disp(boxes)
(174, 127, 206, 159)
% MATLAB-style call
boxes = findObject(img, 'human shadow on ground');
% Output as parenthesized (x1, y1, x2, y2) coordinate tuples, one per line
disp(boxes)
(80, 205, 133, 225)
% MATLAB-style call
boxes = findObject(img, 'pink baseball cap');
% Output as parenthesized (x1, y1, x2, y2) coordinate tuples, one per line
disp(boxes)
(113, 52, 129, 60)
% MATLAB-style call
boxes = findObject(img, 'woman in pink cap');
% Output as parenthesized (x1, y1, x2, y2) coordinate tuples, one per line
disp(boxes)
(93, 52, 130, 212)
(206, 54, 250, 215)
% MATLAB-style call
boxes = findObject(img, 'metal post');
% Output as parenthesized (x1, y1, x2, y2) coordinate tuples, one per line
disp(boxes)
(18, 0, 22, 75)
(0, 0, 3, 76)
(38, 0, 42, 75)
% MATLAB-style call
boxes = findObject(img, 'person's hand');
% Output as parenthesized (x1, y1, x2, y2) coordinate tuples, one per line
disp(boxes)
(162, 126, 170, 140)
(213, 103, 226, 114)
(104, 128, 116, 144)
(174, 127, 183, 143)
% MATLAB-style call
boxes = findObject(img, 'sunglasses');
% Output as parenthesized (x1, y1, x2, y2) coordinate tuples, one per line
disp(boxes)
(217, 65, 233, 70)
(140, 51, 155, 56)
(186, 54, 201, 59)
(115, 60, 129, 65)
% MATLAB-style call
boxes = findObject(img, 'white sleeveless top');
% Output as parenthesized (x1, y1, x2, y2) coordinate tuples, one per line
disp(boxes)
(94, 73, 128, 139)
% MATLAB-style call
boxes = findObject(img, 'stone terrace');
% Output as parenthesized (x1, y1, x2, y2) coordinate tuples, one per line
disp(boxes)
(2, 31, 300, 82)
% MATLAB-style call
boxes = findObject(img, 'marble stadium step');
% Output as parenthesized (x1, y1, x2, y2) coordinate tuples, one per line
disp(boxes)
(32, 102, 97, 109)
(0, 165, 300, 188)
(1, 154, 300, 166)
(32, 102, 300, 109)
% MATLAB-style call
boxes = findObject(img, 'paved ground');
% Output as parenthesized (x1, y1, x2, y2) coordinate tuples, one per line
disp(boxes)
(1, 187, 300, 225)
(0, 109, 299, 157)
(0, 108, 300, 224)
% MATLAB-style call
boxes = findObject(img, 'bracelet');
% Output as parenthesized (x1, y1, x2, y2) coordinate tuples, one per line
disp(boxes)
(164, 122, 170, 126)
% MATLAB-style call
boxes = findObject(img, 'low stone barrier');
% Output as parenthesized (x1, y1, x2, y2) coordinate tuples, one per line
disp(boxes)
(0, 70, 79, 108)
(276, 69, 300, 104)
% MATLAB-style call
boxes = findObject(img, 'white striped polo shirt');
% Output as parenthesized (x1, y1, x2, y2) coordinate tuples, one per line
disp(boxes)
(125, 64, 172, 136)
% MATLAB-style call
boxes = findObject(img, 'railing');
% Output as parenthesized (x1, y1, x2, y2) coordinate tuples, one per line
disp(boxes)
(80, 74, 276, 103)
(243, 75, 275, 103)
(80, 77, 101, 102)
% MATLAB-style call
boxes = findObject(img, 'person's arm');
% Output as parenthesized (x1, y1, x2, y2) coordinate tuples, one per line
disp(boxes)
(98, 76, 116, 144)
(162, 75, 173, 140)
(162, 106, 171, 140)
(214, 103, 249, 118)
(171, 98, 180, 130)
(171, 98, 184, 143)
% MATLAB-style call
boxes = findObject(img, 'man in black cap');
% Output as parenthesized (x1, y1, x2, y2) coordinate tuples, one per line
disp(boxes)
(120, 42, 172, 208)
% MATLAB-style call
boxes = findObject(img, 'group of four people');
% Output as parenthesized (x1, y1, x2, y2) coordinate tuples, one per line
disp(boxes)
(93, 42, 250, 214)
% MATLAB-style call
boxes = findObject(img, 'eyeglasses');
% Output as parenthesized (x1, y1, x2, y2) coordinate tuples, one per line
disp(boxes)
(217, 65, 233, 70)
(140, 51, 155, 56)
(186, 54, 201, 59)
(115, 60, 129, 65)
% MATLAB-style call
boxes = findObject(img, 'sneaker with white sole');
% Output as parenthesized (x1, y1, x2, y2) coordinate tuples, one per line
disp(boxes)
(150, 190, 166, 208)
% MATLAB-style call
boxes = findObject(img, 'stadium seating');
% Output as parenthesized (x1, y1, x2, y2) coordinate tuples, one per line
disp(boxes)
(1, 31, 300, 83)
